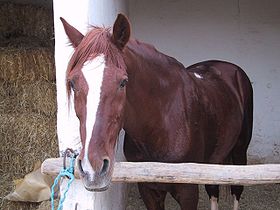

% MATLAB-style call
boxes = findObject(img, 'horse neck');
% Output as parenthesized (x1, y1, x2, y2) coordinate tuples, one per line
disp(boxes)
(124, 43, 165, 96)
(125, 40, 184, 89)
(122, 40, 186, 127)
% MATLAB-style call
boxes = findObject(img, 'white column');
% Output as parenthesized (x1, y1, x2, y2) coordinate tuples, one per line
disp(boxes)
(53, 0, 128, 209)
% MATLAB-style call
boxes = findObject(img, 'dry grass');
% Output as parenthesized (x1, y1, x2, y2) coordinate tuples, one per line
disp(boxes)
(0, 79, 56, 117)
(0, 113, 58, 210)
(0, 36, 53, 48)
(37, 200, 59, 210)
(0, 113, 58, 176)
(0, 84, 58, 210)
(0, 47, 55, 82)
(0, 3, 57, 209)
(0, 3, 54, 45)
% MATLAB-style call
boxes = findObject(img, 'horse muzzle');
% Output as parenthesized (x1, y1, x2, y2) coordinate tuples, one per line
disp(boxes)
(77, 159, 112, 192)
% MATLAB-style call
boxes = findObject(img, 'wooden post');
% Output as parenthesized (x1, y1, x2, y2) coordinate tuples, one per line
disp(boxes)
(42, 159, 280, 185)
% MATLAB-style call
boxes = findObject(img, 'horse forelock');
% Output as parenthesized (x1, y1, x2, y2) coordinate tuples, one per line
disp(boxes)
(66, 26, 126, 102)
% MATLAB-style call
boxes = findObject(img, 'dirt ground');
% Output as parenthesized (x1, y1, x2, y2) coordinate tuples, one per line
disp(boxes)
(2, 183, 279, 210)
(126, 183, 280, 210)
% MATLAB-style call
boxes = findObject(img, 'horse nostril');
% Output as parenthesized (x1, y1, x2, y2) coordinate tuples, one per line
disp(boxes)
(100, 158, 110, 175)
(78, 159, 85, 174)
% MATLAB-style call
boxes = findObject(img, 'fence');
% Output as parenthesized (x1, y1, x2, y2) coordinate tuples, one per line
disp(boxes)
(42, 158, 280, 185)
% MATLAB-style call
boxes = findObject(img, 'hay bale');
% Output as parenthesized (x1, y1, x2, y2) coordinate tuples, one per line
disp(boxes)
(0, 80, 57, 117)
(0, 36, 53, 48)
(0, 4, 56, 209)
(0, 113, 58, 176)
(0, 3, 54, 43)
(0, 113, 58, 210)
(0, 47, 55, 82)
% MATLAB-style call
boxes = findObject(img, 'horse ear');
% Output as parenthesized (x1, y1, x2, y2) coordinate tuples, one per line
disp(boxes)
(112, 14, 131, 50)
(60, 17, 84, 48)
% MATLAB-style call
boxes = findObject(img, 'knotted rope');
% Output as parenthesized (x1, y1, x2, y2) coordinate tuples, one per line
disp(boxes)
(51, 148, 78, 210)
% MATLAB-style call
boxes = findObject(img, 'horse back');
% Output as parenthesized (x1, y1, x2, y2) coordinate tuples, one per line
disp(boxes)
(186, 60, 252, 113)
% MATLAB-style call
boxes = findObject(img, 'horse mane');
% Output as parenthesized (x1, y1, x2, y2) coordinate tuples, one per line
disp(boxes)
(66, 26, 126, 101)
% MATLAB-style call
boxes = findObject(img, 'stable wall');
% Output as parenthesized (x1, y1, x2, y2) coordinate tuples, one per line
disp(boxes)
(129, 0, 280, 163)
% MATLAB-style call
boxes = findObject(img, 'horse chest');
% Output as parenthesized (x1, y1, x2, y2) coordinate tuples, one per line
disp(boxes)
(124, 122, 203, 163)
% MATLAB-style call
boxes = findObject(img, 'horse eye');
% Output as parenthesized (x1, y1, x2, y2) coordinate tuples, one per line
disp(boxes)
(69, 80, 75, 91)
(120, 78, 128, 88)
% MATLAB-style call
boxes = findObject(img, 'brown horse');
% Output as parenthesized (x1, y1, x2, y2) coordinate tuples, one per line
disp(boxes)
(61, 14, 253, 210)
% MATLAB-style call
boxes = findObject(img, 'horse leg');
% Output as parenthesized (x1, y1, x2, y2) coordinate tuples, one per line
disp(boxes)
(230, 148, 247, 210)
(138, 183, 167, 210)
(205, 185, 219, 210)
(124, 135, 167, 209)
(169, 184, 198, 210)
(205, 135, 238, 210)
(230, 149, 246, 210)
(205, 114, 248, 210)
(230, 106, 253, 210)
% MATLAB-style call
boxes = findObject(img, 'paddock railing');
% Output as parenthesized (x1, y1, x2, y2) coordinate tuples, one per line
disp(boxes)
(41, 158, 280, 185)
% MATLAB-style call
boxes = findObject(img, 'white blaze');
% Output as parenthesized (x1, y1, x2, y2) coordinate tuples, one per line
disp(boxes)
(81, 54, 106, 176)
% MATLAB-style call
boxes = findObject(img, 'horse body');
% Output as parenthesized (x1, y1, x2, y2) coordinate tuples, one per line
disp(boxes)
(61, 14, 253, 210)
(123, 41, 251, 164)
(123, 41, 253, 209)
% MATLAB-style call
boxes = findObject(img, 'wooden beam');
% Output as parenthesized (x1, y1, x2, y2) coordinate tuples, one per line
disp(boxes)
(42, 158, 280, 185)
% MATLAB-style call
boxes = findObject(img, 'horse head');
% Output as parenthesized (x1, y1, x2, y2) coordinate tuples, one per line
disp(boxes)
(61, 14, 130, 191)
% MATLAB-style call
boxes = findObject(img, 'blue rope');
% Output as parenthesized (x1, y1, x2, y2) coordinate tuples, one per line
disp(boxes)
(51, 156, 76, 210)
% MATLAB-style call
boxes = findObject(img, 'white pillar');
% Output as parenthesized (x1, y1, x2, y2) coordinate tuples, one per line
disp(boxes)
(53, 0, 128, 209)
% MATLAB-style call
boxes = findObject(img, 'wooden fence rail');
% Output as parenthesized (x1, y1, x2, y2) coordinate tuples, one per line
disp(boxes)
(41, 158, 280, 185)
